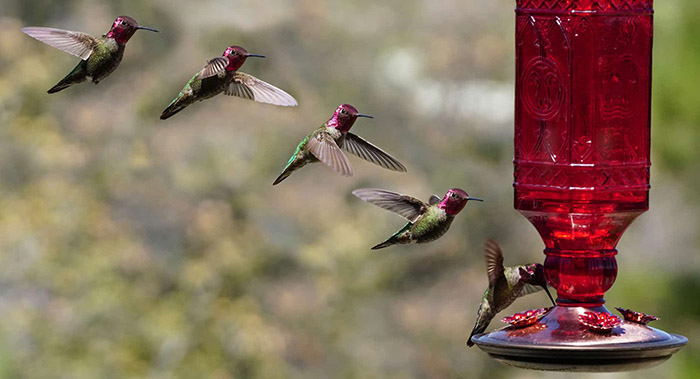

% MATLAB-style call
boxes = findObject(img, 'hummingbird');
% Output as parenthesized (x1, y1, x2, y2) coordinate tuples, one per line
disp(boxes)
(272, 104, 406, 185)
(467, 239, 556, 347)
(352, 187, 482, 250)
(160, 45, 297, 120)
(21, 16, 158, 93)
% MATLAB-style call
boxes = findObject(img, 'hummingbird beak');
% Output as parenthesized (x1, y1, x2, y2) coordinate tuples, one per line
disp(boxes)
(543, 285, 556, 306)
(356, 114, 373, 119)
(136, 26, 159, 32)
(467, 197, 484, 202)
(246, 54, 266, 58)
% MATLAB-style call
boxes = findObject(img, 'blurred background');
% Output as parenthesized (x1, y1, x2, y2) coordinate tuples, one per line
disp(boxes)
(0, 0, 698, 377)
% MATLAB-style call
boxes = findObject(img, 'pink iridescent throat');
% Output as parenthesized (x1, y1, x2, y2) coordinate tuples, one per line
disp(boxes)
(327, 113, 356, 132)
(226, 56, 246, 72)
(438, 197, 467, 215)
(107, 29, 131, 44)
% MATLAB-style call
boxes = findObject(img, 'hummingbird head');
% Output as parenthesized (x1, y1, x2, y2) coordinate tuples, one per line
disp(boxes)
(519, 263, 547, 287)
(519, 263, 556, 305)
(327, 104, 373, 132)
(438, 188, 483, 215)
(223, 45, 265, 72)
(107, 16, 158, 44)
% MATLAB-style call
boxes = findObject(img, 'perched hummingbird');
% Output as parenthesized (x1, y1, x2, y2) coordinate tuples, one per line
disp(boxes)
(21, 16, 158, 93)
(160, 45, 297, 120)
(352, 187, 482, 250)
(467, 239, 556, 347)
(272, 104, 406, 185)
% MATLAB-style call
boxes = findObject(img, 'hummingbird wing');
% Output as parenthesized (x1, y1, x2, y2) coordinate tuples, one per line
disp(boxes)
(351, 189, 427, 223)
(341, 133, 407, 172)
(484, 239, 505, 287)
(428, 195, 441, 205)
(198, 57, 230, 79)
(306, 132, 353, 177)
(518, 283, 545, 297)
(21, 27, 98, 60)
(226, 72, 298, 106)
(515, 265, 550, 300)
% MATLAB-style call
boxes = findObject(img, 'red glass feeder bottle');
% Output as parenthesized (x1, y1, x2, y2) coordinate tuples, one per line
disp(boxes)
(471, 0, 687, 371)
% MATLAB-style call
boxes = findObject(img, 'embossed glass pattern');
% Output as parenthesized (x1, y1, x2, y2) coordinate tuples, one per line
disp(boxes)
(513, 0, 653, 306)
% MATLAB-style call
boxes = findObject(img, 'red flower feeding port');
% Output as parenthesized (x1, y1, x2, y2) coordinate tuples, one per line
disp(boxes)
(471, 0, 687, 371)
(578, 311, 622, 333)
(616, 307, 659, 325)
(501, 308, 552, 328)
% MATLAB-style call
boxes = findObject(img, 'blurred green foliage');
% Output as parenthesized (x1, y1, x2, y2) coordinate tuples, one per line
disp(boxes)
(0, 0, 698, 378)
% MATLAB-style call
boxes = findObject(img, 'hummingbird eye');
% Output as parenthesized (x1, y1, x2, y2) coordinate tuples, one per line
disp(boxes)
(450, 193, 457, 198)
(340, 109, 347, 115)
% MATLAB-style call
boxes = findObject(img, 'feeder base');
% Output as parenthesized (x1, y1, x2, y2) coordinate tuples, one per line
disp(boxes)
(470, 306, 687, 372)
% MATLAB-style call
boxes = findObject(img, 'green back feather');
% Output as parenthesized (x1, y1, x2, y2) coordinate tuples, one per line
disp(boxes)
(282, 134, 310, 171)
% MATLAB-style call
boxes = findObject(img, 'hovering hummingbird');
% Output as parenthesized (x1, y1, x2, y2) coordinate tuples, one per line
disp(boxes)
(21, 16, 158, 93)
(467, 239, 556, 347)
(272, 104, 406, 185)
(160, 45, 297, 120)
(352, 187, 482, 250)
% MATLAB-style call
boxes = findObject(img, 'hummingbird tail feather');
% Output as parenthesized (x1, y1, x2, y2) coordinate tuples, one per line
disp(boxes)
(467, 323, 488, 347)
(371, 239, 394, 250)
(48, 61, 87, 94)
(272, 170, 291, 186)
(372, 224, 410, 250)
(273, 154, 305, 185)
(160, 97, 189, 120)
(466, 334, 477, 347)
